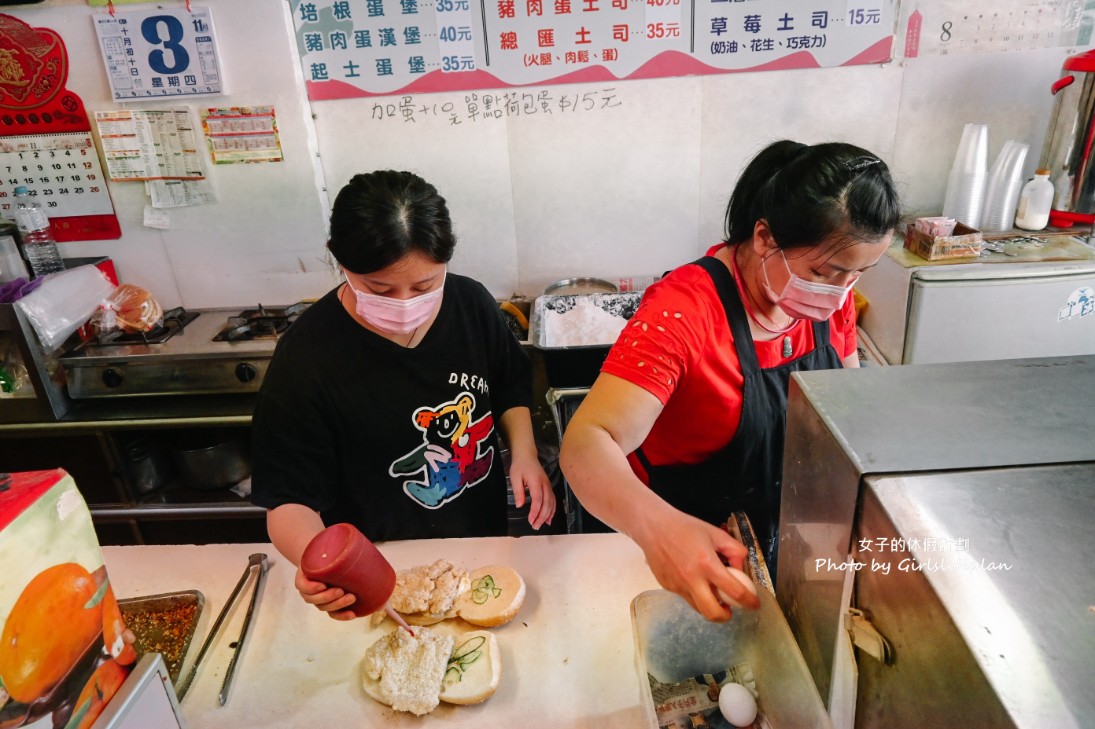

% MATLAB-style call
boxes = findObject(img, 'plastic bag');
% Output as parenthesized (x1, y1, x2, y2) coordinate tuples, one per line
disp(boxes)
(90, 284, 164, 336)
(15, 265, 115, 352)
(0, 338, 30, 395)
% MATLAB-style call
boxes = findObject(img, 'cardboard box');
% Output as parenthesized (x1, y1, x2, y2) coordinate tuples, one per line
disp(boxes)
(903, 222, 984, 261)
(0, 470, 136, 728)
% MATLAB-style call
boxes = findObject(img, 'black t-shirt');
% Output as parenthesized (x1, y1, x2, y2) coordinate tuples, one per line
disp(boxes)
(250, 273, 530, 541)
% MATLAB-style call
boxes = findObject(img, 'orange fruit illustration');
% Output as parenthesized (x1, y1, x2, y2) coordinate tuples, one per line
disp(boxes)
(101, 589, 137, 666)
(0, 563, 106, 704)
(65, 658, 128, 729)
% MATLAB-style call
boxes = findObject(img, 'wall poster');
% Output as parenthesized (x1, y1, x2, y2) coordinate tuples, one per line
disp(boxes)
(290, 0, 897, 100)
(200, 106, 284, 164)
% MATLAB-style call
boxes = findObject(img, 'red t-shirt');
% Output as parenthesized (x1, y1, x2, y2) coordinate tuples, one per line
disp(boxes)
(600, 245, 858, 481)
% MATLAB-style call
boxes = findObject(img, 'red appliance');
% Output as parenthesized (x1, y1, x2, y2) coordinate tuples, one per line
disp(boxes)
(1040, 49, 1095, 227)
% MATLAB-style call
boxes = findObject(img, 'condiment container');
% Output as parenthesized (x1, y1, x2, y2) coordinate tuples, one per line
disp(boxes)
(301, 523, 395, 617)
(1015, 168, 1054, 231)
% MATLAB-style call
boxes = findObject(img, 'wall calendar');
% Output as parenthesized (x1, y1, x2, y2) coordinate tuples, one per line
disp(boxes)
(0, 14, 121, 241)
(0, 132, 115, 225)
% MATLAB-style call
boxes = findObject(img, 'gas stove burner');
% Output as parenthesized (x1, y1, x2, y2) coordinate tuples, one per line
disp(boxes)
(215, 318, 290, 342)
(235, 302, 309, 321)
(212, 302, 310, 342)
(94, 308, 200, 346)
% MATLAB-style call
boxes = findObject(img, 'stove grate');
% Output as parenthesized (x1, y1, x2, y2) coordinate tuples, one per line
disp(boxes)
(94, 308, 200, 346)
(212, 302, 309, 342)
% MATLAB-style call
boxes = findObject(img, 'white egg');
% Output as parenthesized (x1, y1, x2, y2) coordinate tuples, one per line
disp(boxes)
(718, 682, 758, 727)
(715, 566, 758, 609)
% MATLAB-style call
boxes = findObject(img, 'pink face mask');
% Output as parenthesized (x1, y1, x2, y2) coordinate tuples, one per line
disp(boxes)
(345, 273, 445, 334)
(761, 251, 855, 322)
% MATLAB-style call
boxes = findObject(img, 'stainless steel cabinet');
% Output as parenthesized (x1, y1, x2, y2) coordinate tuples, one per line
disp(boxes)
(852, 465, 1094, 727)
(777, 356, 1095, 728)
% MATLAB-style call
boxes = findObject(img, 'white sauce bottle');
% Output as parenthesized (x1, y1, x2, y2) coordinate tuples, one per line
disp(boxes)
(1014, 168, 1054, 231)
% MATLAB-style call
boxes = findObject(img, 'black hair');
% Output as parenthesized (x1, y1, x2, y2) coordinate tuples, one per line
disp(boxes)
(723, 140, 901, 250)
(327, 170, 456, 274)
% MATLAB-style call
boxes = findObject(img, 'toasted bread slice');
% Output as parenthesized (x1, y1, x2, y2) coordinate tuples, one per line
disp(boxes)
(453, 565, 526, 628)
(361, 627, 454, 716)
(439, 630, 501, 705)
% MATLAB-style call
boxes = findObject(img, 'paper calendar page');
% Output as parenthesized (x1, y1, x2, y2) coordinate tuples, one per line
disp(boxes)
(0, 131, 116, 222)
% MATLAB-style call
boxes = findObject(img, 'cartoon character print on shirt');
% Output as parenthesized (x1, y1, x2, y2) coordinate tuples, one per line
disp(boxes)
(389, 391, 495, 508)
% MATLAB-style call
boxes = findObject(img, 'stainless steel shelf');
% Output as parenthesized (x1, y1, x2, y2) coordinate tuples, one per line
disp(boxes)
(90, 502, 264, 519)
(0, 394, 256, 433)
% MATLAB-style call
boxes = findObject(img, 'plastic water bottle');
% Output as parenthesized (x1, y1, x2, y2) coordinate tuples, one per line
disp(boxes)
(12, 186, 64, 277)
(1014, 169, 1054, 231)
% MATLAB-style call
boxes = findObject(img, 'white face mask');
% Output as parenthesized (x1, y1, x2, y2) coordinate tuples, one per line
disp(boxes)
(762, 251, 855, 322)
(345, 273, 445, 334)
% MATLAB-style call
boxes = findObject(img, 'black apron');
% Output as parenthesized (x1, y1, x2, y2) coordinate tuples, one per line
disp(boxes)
(635, 255, 843, 575)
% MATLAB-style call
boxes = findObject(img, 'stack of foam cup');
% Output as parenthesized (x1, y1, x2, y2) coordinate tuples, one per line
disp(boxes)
(941, 123, 989, 228)
(979, 140, 1030, 232)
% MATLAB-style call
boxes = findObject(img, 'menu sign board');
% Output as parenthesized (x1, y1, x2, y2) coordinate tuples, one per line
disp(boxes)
(291, 0, 896, 99)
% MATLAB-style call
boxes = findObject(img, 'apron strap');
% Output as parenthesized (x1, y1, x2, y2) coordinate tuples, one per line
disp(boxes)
(634, 255, 758, 471)
(690, 256, 761, 375)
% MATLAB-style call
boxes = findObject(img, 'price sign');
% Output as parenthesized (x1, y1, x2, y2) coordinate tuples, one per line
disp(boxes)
(93, 7, 226, 101)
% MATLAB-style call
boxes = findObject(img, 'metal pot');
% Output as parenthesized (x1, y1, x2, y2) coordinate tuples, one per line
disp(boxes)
(543, 277, 617, 295)
(122, 438, 175, 495)
(1039, 48, 1095, 226)
(173, 434, 251, 491)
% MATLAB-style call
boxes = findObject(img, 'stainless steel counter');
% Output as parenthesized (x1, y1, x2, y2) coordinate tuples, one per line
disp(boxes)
(854, 464, 1095, 728)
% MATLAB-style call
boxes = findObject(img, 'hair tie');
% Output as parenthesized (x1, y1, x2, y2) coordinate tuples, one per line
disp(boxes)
(846, 156, 881, 171)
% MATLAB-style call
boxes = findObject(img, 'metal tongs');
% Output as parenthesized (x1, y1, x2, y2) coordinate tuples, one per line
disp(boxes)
(176, 553, 269, 705)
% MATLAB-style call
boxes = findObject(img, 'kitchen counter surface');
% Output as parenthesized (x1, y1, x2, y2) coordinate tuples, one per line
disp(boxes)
(102, 534, 661, 728)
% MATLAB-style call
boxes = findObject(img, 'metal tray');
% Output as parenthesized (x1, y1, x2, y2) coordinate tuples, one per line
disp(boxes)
(118, 590, 205, 687)
(530, 292, 641, 350)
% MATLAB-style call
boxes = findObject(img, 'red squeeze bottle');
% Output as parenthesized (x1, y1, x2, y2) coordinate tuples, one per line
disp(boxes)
(300, 523, 413, 632)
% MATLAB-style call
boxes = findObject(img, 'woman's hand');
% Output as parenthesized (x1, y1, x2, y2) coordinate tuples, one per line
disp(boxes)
(633, 507, 760, 622)
(293, 564, 360, 621)
(270, 505, 360, 619)
(508, 453, 556, 530)
(498, 407, 556, 530)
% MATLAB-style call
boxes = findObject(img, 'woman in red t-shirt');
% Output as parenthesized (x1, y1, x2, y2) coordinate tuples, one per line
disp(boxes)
(560, 140, 901, 621)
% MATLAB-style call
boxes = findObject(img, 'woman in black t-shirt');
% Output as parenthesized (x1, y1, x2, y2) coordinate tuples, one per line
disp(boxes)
(250, 170, 555, 620)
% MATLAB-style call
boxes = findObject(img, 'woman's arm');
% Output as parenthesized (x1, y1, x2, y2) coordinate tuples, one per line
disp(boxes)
(267, 502, 326, 565)
(560, 373, 758, 621)
(266, 503, 359, 620)
(497, 406, 556, 529)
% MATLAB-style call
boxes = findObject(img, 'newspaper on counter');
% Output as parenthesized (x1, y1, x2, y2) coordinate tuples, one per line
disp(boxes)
(648, 661, 768, 729)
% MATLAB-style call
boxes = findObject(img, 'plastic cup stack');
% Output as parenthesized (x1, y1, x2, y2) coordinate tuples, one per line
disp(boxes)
(942, 123, 989, 228)
(979, 140, 1030, 232)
